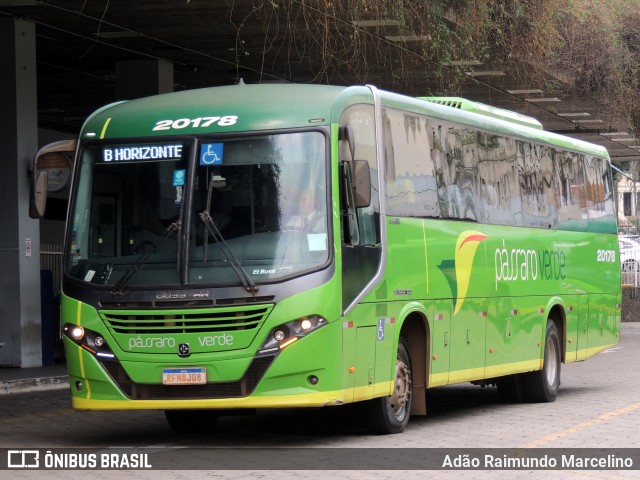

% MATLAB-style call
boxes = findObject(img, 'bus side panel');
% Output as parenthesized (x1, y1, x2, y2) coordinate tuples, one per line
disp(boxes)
(564, 295, 581, 363)
(485, 296, 544, 378)
(384, 218, 431, 299)
(576, 295, 590, 361)
(448, 297, 486, 384)
(429, 299, 450, 387)
(341, 302, 396, 402)
(585, 293, 620, 358)
(373, 314, 395, 398)
(352, 326, 376, 402)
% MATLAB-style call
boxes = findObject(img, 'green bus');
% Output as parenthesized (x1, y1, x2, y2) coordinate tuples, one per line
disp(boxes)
(33, 84, 621, 434)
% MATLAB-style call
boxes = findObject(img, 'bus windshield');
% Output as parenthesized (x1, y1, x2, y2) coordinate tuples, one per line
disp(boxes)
(66, 131, 329, 290)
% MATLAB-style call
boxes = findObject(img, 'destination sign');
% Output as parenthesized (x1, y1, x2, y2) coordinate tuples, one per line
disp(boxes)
(101, 144, 183, 163)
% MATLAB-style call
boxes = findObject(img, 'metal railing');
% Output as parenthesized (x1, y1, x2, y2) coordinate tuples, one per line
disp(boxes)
(620, 236, 640, 288)
(40, 243, 63, 296)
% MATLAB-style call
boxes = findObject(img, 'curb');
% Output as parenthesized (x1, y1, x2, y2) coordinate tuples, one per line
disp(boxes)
(0, 375, 69, 395)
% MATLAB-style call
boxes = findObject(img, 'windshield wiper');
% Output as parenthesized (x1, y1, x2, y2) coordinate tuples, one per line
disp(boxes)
(199, 211, 258, 295)
(111, 221, 181, 297)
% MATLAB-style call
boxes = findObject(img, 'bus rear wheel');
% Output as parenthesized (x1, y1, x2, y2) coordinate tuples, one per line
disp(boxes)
(522, 320, 561, 402)
(363, 338, 412, 434)
(165, 409, 218, 434)
(496, 374, 524, 403)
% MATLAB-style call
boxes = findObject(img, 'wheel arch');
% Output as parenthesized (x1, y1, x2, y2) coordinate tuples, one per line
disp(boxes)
(397, 305, 429, 416)
(548, 303, 566, 363)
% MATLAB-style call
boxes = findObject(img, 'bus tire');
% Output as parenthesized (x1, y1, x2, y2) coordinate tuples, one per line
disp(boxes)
(496, 374, 524, 403)
(363, 337, 412, 434)
(522, 320, 561, 403)
(165, 409, 218, 434)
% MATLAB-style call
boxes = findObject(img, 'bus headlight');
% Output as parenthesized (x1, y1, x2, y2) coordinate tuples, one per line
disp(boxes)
(70, 326, 85, 340)
(258, 315, 327, 355)
(63, 323, 115, 359)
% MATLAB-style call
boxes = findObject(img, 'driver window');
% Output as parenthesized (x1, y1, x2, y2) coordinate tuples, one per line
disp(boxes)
(339, 104, 379, 246)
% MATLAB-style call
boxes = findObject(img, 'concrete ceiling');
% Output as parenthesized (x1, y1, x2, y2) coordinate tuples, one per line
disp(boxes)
(3, 0, 640, 162)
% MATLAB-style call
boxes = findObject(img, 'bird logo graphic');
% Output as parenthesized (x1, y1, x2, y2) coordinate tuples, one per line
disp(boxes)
(437, 230, 488, 316)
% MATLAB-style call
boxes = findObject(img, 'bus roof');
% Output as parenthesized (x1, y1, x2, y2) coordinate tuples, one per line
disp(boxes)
(79, 83, 609, 159)
(419, 96, 544, 130)
(80, 84, 351, 140)
(381, 90, 609, 159)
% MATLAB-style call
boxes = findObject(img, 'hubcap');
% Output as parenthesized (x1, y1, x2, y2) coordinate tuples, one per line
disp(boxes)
(545, 336, 558, 386)
(389, 358, 411, 416)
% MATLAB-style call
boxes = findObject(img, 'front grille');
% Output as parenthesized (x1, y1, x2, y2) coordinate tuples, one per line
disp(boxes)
(100, 356, 275, 400)
(100, 304, 273, 334)
(100, 296, 275, 309)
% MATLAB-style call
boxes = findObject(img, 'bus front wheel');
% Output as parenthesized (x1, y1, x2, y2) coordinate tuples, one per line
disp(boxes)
(165, 409, 218, 434)
(363, 337, 413, 434)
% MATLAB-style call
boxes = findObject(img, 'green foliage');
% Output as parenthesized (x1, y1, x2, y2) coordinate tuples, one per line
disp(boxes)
(246, 0, 640, 135)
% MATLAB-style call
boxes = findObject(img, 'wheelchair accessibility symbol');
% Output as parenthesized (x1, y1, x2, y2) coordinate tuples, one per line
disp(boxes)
(200, 143, 223, 166)
(377, 318, 385, 341)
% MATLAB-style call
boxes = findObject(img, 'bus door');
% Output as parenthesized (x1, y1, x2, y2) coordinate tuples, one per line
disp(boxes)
(338, 104, 382, 398)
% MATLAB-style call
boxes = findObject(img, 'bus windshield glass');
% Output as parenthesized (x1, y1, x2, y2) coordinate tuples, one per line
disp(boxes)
(66, 131, 329, 289)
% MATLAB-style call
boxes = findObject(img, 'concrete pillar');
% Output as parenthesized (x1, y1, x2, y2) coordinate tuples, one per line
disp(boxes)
(0, 18, 41, 367)
(115, 59, 174, 99)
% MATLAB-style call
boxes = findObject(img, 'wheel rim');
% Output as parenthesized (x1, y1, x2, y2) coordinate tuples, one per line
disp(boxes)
(389, 355, 412, 418)
(545, 336, 559, 386)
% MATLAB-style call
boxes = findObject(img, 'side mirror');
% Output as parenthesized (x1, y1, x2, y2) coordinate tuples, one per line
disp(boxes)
(352, 160, 371, 208)
(30, 170, 47, 219)
(29, 139, 76, 219)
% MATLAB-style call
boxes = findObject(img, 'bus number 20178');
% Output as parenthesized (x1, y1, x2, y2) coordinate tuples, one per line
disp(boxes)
(596, 249, 616, 262)
(153, 116, 238, 131)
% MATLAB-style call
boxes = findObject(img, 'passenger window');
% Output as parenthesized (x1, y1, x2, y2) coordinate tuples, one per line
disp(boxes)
(383, 108, 439, 218)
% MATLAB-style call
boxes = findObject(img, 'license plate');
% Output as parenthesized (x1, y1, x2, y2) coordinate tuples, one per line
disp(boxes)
(162, 367, 207, 385)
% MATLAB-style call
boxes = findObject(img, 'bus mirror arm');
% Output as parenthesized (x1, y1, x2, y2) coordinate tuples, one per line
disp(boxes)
(339, 125, 356, 162)
(339, 125, 370, 207)
(340, 161, 361, 246)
